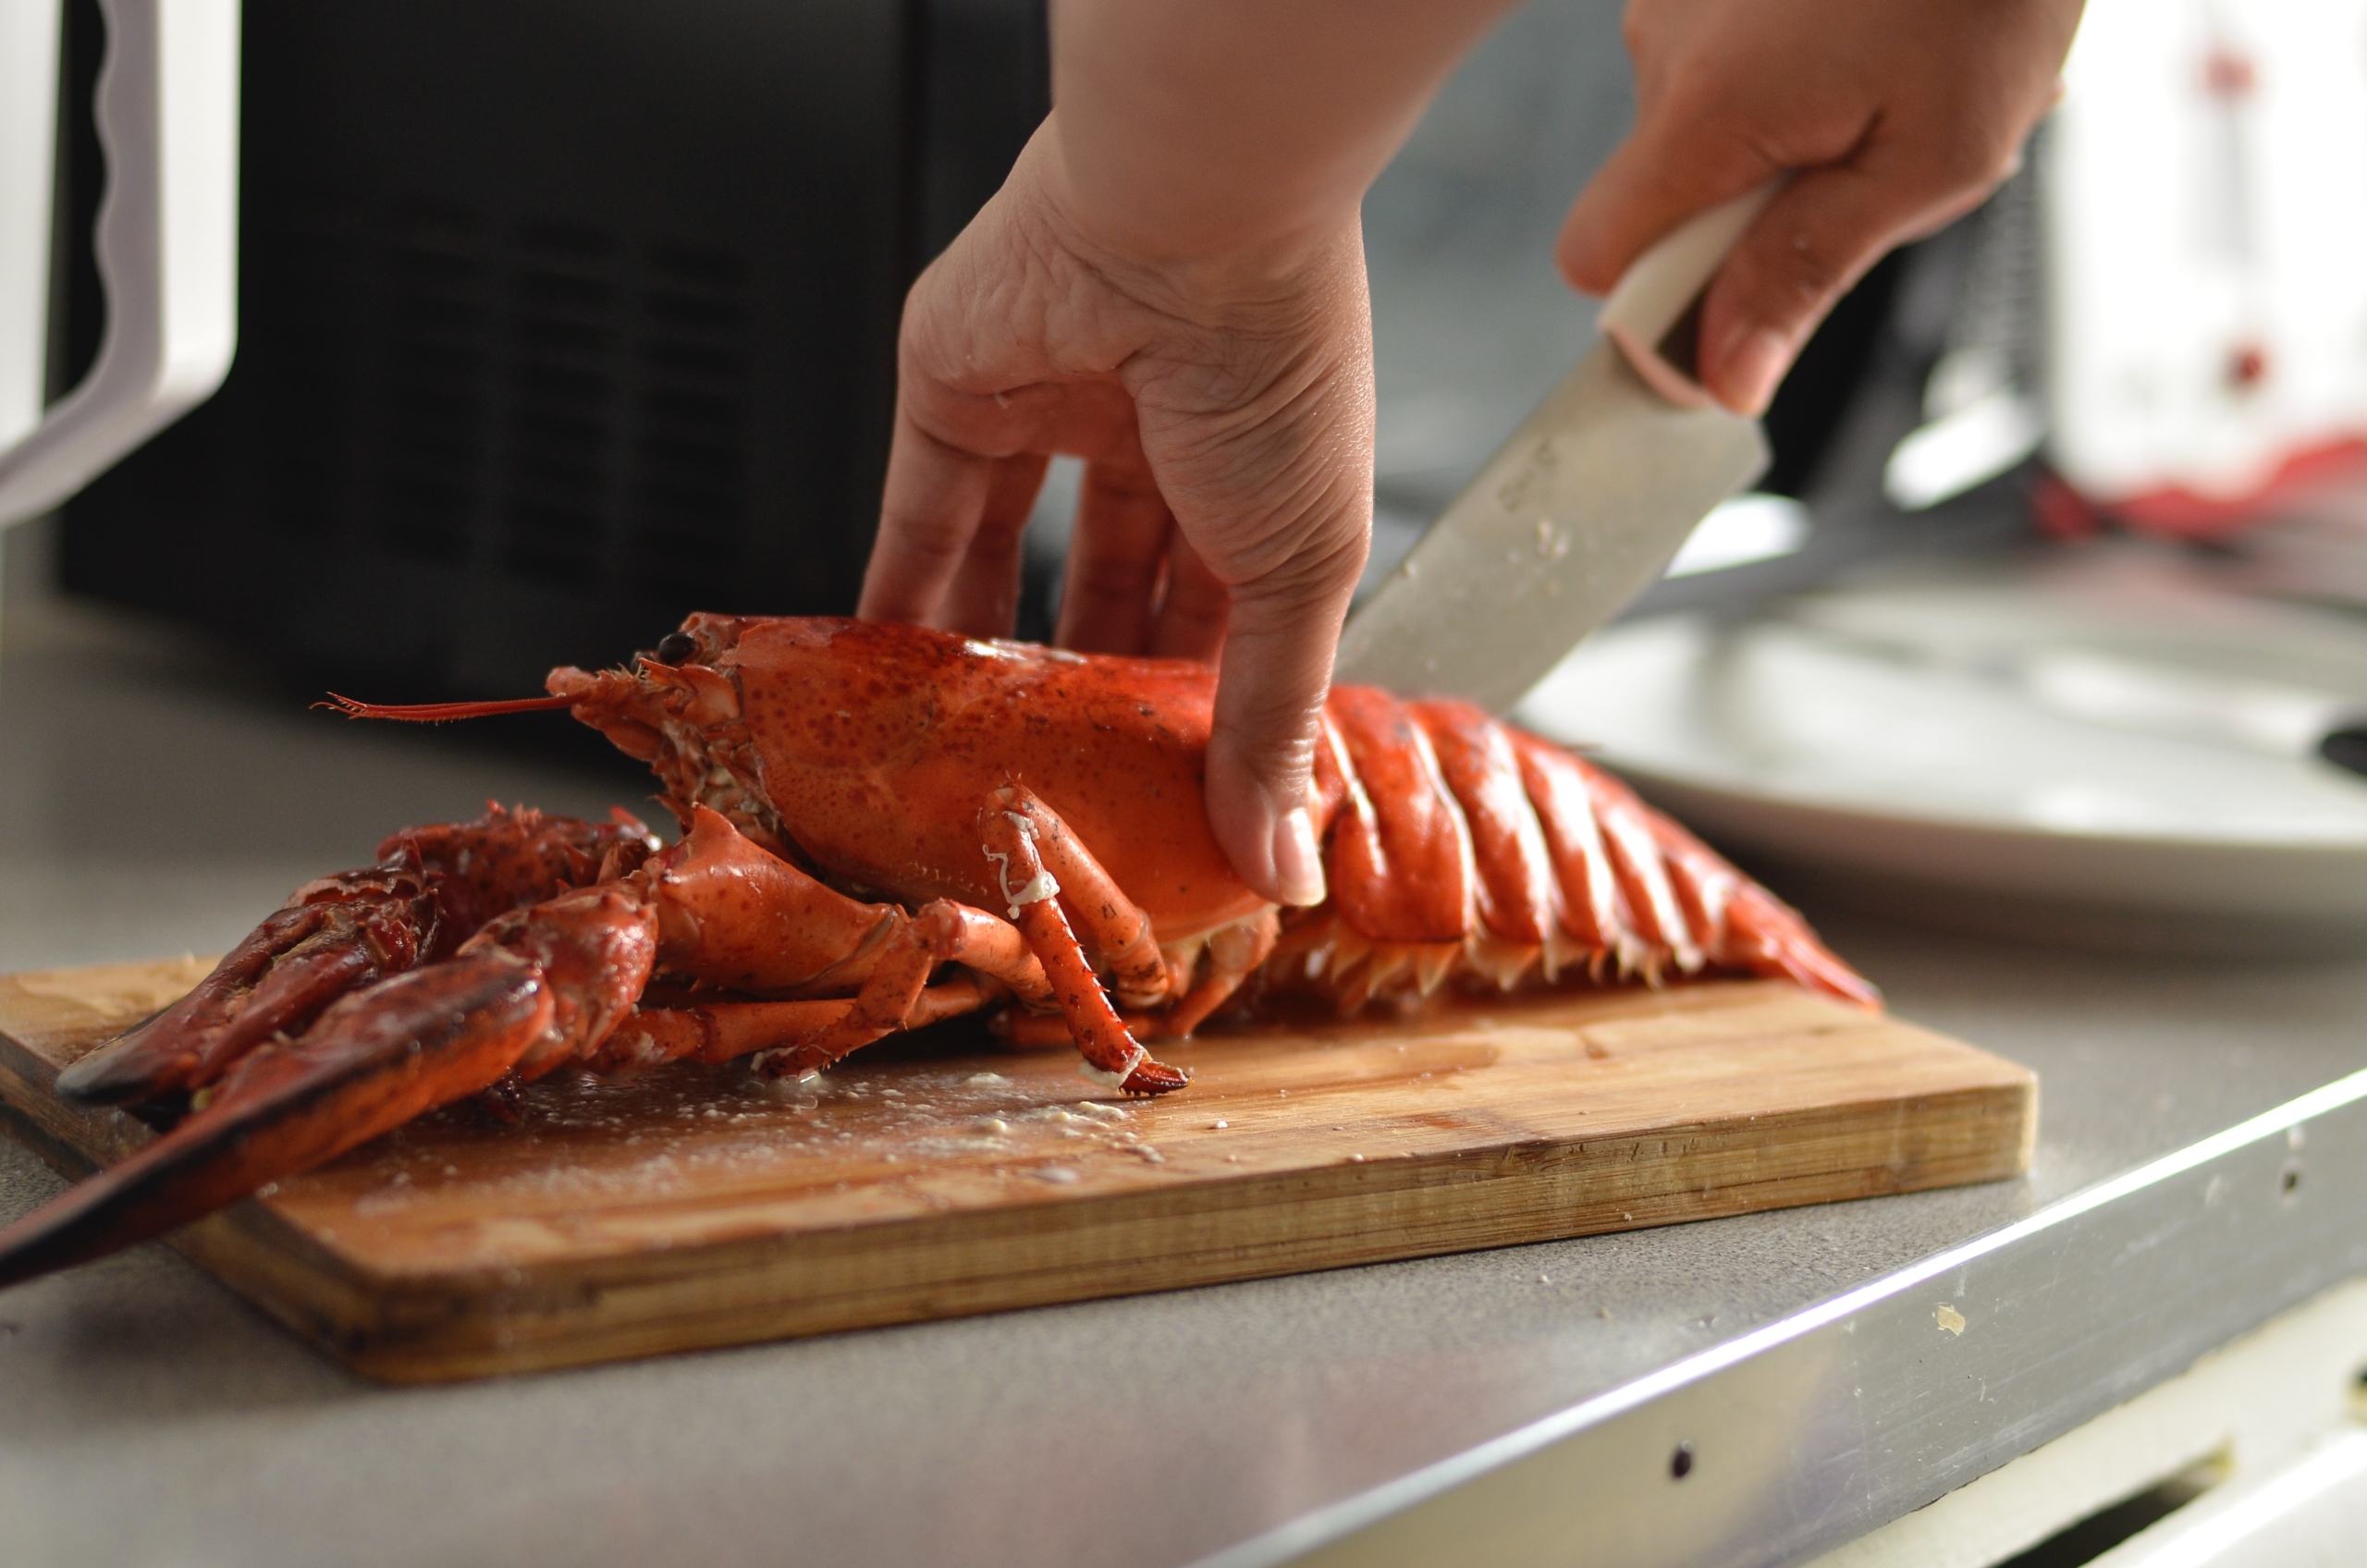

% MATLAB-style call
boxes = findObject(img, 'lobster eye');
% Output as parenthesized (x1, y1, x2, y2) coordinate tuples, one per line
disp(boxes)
(655, 631, 697, 666)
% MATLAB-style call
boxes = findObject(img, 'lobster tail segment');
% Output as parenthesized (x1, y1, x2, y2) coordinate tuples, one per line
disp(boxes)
(1295, 688, 1880, 1011)
(1716, 883, 1883, 1010)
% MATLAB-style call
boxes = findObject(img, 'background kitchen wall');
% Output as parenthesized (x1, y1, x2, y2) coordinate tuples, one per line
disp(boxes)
(1367, 0, 1636, 554)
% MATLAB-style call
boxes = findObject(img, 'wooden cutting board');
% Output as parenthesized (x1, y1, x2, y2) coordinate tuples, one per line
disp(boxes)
(0, 959, 2035, 1383)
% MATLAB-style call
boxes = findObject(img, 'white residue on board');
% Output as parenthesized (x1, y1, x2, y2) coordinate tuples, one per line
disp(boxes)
(349, 1047, 1180, 1212)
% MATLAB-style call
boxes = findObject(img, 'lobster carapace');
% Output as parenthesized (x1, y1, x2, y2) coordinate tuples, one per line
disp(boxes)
(0, 615, 1872, 1286)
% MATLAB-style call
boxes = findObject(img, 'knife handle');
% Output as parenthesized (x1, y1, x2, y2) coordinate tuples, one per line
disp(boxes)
(1597, 180, 1780, 410)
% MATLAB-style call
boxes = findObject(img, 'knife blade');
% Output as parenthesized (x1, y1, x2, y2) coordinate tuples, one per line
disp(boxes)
(1333, 184, 1777, 714)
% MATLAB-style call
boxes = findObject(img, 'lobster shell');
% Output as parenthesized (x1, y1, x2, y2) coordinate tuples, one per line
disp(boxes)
(556, 616, 1873, 1014)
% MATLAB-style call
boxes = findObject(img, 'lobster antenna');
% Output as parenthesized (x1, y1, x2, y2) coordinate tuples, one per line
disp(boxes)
(320, 693, 579, 723)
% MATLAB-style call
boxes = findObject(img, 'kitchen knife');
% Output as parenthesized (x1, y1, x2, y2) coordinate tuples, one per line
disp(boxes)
(1332, 183, 1777, 714)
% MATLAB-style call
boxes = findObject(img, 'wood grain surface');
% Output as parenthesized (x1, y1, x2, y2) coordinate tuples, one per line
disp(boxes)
(0, 961, 2036, 1383)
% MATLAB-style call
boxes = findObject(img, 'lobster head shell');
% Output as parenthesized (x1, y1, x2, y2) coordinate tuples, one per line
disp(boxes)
(547, 616, 1275, 946)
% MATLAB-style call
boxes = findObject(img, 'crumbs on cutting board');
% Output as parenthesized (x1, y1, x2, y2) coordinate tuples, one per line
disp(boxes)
(334, 1054, 1188, 1211)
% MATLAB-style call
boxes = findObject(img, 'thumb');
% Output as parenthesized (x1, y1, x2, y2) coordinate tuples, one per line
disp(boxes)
(1201, 537, 1366, 908)
(1556, 114, 1775, 300)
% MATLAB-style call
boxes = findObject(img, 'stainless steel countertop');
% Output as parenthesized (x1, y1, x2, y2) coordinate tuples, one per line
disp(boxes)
(5, 589, 2365, 1568)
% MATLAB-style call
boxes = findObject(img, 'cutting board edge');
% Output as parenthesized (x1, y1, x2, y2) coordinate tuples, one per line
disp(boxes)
(0, 1027, 412, 1341)
(312, 1076, 2032, 1383)
(0, 964, 2039, 1385)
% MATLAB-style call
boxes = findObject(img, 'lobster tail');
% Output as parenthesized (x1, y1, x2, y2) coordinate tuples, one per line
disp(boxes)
(1713, 882, 1883, 1009)
(1281, 690, 1876, 1011)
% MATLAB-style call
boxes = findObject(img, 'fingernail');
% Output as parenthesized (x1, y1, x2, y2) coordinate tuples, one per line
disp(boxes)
(1271, 808, 1326, 908)
(1718, 326, 1792, 416)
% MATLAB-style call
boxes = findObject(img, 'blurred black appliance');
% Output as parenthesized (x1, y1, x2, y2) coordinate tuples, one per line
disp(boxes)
(52, 0, 1048, 695)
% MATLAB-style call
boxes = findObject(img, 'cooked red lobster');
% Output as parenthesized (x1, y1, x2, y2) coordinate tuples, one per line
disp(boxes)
(0, 615, 1871, 1285)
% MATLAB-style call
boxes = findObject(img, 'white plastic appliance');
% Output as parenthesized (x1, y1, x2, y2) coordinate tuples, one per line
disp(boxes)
(0, 0, 239, 534)
(2045, 0, 2367, 524)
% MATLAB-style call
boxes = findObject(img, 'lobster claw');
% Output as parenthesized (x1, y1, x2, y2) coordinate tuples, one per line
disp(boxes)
(54, 805, 656, 1111)
(56, 857, 436, 1108)
(0, 953, 553, 1289)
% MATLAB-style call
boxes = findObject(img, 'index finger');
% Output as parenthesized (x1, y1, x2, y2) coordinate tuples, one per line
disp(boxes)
(858, 405, 1002, 627)
(1201, 530, 1367, 907)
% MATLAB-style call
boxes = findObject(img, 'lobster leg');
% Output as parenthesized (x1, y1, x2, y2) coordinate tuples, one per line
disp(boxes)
(646, 805, 1054, 1008)
(984, 787, 1168, 1008)
(531, 807, 1060, 1077)
(600, 973, 1002, 1070)
(977, 796, 1187, 1096)
(749, 900, 1032, 1077)
(1159, 910, 1282, 1037)
(907, 902, 1054, 1008)
(0, 955, 554, 1287)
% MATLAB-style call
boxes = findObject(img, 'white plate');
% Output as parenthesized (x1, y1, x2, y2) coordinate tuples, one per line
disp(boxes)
(1514, 549, 2367, 951)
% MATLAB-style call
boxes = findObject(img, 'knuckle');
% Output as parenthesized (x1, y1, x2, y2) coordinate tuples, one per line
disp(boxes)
(1084, 459, 1163, 508)
(1618, 0, 1675, 63)
(1924, 128, 2022, 198)
(1167, 575, 1229, 625)
(1224, 529, 1367, 634)
(1749, 227, 1856, 317)
(1210, 689, 1325, 767)
(1620, 6, 1650, 55)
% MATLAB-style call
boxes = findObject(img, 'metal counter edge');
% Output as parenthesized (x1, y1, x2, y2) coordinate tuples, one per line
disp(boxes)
(1193, 1067, 2367, 1568)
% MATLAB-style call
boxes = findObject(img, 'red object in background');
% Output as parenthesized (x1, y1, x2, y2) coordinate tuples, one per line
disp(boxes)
(2224, 340, 2271, 393)
(2031, 473, 2105, 541)
(2042, 437, 2367, 542)
(2201, 43, 2257, 99)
